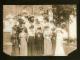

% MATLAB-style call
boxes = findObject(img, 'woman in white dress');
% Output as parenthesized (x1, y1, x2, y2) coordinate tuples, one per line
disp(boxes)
(69, 14, 76, 39)
(43, 19, 53, 55)
(19, 26, 28, 56)
(54, 26, 66, 56)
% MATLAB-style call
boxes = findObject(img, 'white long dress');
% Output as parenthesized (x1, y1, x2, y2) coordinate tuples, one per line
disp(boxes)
(69, 15, 77, 39)
(43, 25, 53, 55)
(19, 31, 28, 56)
(54, 28, 66, 56)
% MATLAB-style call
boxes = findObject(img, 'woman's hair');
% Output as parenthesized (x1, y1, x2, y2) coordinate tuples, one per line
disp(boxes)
(28, 16, 34, 23)
(44, 16, 49, 22)
(12, 25, 17, 31)
(29, 25, 34, 29)
(22, 28, 28, 33)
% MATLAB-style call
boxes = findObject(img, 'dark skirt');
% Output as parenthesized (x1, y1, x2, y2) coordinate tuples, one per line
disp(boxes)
(35, 34, 44, 56)
(11, 39, 20, 56)
(27, 36, 35, 56)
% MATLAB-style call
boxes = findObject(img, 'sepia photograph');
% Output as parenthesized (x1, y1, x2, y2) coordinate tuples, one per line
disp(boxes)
(3, 5, 77, 56)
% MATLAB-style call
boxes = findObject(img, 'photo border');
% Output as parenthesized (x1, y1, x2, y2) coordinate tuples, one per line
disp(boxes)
(0, 0, 79, 60)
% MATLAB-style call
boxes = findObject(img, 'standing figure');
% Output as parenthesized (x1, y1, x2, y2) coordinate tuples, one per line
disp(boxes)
(49, 21, 56, 55)
(43, 19, 53, 55)
(11, 25, 19, 56)
(27, 16, 35, 56)
(16, 16, 26, 55)
(69, 14, 77, 40)
(43, 26, 53, 56)
(35, 27, 44, 56)
(19, 25, 28, 56)
(54, 27, 66, 56)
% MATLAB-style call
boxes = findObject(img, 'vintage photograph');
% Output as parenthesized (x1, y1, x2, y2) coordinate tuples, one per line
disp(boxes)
(3, 5, 77, 56)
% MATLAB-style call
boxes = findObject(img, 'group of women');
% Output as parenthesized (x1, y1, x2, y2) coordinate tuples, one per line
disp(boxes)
(10, 9, 67, 56)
